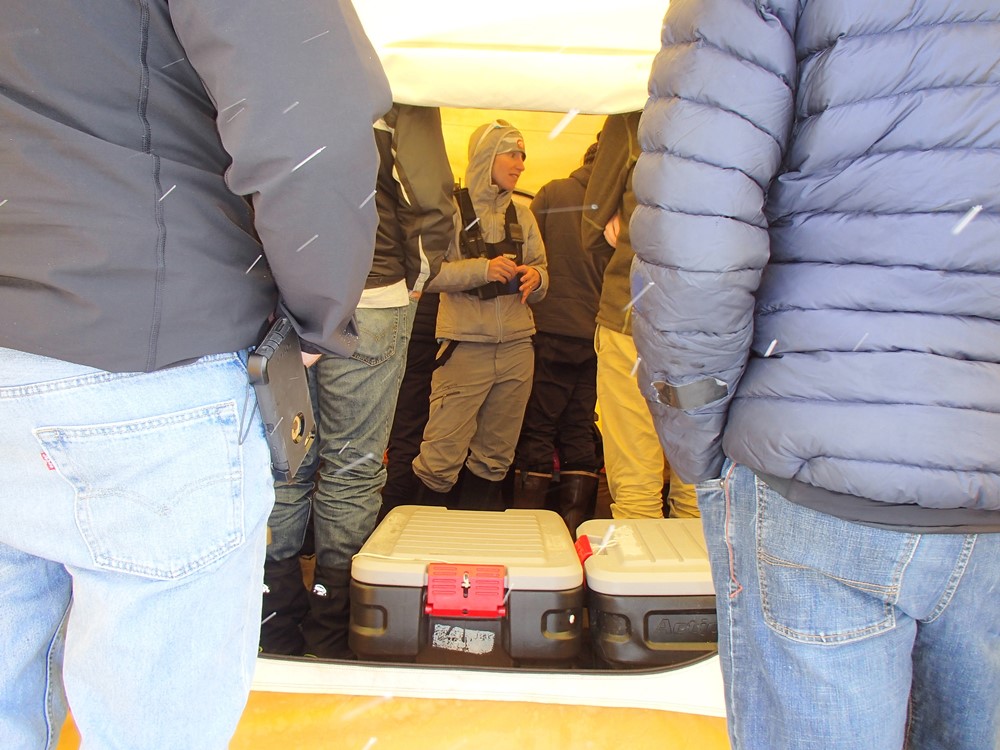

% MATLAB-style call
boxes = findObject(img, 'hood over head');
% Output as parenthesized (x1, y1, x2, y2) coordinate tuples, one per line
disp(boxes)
(466, 120, 526, 209)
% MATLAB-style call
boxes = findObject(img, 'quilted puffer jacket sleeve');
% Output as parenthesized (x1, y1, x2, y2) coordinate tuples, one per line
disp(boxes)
(630, 0, 799, 483)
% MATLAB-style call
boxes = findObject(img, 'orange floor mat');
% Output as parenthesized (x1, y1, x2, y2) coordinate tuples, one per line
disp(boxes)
(58, 691, 730, 749)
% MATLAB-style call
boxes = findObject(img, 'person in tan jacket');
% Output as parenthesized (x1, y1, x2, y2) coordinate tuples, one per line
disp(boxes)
(412, 120, 548, 510)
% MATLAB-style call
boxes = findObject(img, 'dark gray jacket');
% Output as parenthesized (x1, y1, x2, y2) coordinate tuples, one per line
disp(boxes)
(631, 0, 1000, 531)
(530, 164, 603, 342)
(371, 105, 455, 294)
(0, 0, 391, 372)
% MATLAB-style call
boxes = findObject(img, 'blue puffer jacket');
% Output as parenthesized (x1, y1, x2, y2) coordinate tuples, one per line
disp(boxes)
(630, 0, 1000, 529)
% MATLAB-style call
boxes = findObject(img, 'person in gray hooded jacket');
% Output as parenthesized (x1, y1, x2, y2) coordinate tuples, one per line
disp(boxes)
(630, 2, 1000, 749)
(412, 120, 548, 509)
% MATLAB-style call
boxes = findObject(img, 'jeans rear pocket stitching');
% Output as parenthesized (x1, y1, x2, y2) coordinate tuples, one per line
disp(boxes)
(34, 401, 246, 580)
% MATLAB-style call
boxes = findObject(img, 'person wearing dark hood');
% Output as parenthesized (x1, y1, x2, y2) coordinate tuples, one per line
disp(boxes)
(511, 141, 605, 535)
(412, 120, 549, 510)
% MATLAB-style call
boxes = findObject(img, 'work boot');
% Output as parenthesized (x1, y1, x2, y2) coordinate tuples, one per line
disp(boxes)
(558, 470, 599, 538)
(259, 556, 309, 656)
(414, 479, 452, 507)
(510, 469, 552, 509)
(455, 470, 505, 511)
(301, 566, 354, 659)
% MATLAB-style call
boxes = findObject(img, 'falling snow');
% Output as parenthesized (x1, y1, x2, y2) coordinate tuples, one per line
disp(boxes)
(534, 204, 594, 215)
(296, 234, 319, 253)
(622, 281, 654, 312)
(292, 146, 327, 173)
(245, 254, 263, 274)
(219, 98, 247, 113)
(548, 109, 580, 140)
(951, 204, 983, 235)
(301, 30, 331, 44)
(359, 189, 376, 209)
(335, 452, 376, 475)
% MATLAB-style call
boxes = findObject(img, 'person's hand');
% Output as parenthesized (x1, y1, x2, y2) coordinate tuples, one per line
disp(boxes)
(604, 213, 620, 248)
(517, 266, 541, 303)
(486, 255, 518, 283)
(301, 352, 322, 368)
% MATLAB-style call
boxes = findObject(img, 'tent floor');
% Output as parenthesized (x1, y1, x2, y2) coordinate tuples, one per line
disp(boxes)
(58, 692, 731, 749)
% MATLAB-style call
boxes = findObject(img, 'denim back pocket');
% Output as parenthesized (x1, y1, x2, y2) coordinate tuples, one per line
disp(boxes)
(350, 307, 403, 367)
(755, 477, 916, 644)
(34, 401, 246, 580)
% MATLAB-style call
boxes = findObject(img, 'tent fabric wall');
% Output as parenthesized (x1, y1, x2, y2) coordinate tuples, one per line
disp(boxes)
(353, 0, 665, 115)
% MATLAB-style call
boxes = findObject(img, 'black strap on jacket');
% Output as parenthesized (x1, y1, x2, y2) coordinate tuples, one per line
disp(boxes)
(455, 188, 524, 299)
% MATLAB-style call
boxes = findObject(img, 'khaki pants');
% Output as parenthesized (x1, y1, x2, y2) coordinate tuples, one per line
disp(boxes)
(413, 339, 534, 492)
(594, 325, 697, 518)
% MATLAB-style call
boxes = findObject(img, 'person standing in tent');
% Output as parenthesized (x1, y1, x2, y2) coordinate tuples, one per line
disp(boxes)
(412, 120, 549, 510)
(582, 112, 697, 519)
(380, 289, 443, 519)
(0, 0, 389, 746)
(260, 103, 455, 658)
(630, 1, 1000, 748)
(511, 140, 605, 535)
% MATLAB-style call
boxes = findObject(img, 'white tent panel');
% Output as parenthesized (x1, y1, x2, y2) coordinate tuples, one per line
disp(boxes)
(353, 0, 666, 114)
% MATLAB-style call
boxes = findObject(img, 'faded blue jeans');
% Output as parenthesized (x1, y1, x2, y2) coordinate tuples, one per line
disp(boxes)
(697, 461, 1000, 750)
(266, 303, 413, 569)
(0, 347, 274, 750)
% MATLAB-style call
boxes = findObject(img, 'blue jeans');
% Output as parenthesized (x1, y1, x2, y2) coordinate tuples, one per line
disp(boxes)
(267, 304, 412, 569)
(697, 462, 1000, 750)
(0, 347, 274, 750)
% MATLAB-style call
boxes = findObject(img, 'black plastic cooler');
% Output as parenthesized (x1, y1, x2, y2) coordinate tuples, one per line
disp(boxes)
(350, 506, 585, 667)
(577, 518, 717, 668)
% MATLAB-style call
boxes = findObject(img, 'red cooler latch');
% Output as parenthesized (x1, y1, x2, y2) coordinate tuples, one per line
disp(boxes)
(425, 563, 507, 618)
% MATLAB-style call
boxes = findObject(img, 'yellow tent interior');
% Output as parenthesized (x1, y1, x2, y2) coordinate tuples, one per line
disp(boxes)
(352, 0, 669, 194)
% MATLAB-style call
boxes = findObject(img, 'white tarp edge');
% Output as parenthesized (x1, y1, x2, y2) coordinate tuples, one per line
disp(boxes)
(353, 1, 667, 114)
(252, 654, 727, 717)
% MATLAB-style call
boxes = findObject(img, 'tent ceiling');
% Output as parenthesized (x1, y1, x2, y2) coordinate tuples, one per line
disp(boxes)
(353, 1, 666, 115)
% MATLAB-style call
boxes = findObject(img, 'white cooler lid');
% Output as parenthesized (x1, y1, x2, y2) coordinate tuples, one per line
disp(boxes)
(352, 506, 583, 591)
(578, 518, 715, 597)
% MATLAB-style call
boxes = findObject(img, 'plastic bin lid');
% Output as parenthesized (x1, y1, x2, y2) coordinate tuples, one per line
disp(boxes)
(351, 505, 583, 590)
(577, 518, 715, 596)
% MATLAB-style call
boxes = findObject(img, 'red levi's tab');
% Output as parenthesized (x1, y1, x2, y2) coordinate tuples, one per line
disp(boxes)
(424, 563, 507, 618)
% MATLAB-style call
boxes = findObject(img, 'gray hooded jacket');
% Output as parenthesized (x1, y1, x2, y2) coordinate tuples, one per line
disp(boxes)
(428, 121, 548, 342)
(631, 0, 1000, 531)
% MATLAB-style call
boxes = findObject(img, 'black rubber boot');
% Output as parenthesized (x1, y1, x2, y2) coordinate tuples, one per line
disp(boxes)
(259, 556, 309, 656)
(510, 469, 552, 509)
(455, 470, 505, 511)
(414, 479, 453, 507)
(558, 470, 599, 538)
(301, 566, 354, 659)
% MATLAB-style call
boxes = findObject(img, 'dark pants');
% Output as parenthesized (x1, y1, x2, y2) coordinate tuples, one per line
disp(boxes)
(515, 332, 599, 474)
